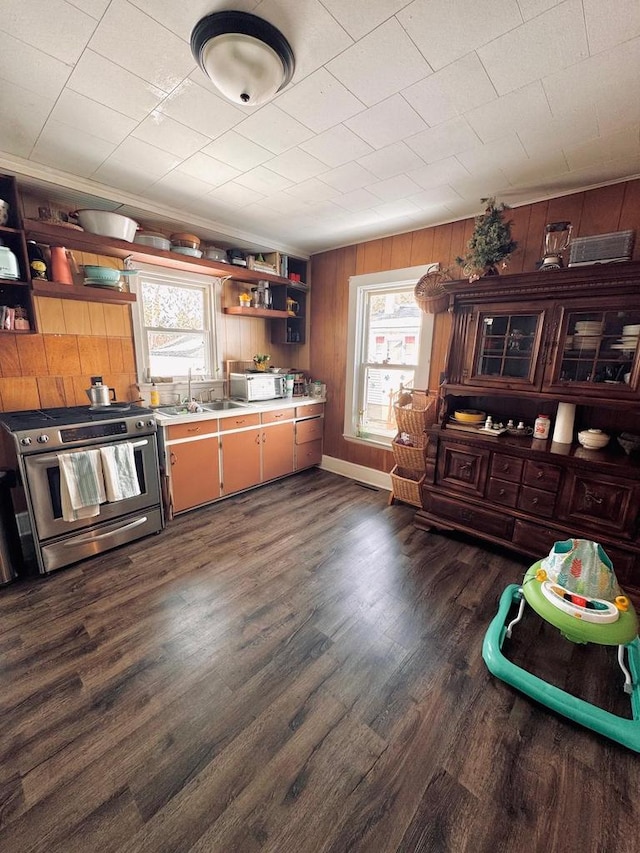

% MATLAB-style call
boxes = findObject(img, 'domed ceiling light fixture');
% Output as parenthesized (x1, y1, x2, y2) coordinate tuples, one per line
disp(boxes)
(191, 10, 295, 107)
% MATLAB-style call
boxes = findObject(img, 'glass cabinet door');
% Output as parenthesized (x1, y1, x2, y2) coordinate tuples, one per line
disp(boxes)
(466, 307, 546, 389)
(547, 305, 639, 394)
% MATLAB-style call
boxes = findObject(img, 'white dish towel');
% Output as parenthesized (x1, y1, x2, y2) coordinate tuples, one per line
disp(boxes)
(100, 442, 141, 502)
(58, 449, 106, 522)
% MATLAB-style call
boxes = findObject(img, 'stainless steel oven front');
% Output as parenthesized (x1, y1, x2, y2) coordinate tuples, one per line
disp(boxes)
(0, 406, 164, 574)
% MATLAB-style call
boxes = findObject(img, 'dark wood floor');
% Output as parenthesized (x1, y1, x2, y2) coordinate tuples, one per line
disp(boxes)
(1, 468, 638, 853)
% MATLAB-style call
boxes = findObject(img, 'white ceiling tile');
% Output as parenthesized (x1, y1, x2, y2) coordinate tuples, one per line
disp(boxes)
(465, 81, 552, 143)
(88, 0, 195, 92)
(408, 157, 471, 190)
(235, 166, 294, 194)
(275, 68, 365, 133)
(234, 106, 314, 154)
(332, 188, 381, 212)
(543, 154, 640, 195)
(67, 0, 110, 18)
(133, 112, 209, 159)
(398, 0, 523, 71)
(92, 159, 163, 195)
(448, 173, 512, 202)
(207, 182, 266, 209)
(409, 185, 464, 209)
(160, 80, 245, 140)
(499, 150, 569, 185)
(129, 0, 258, 43)
(373, 198, 422, 218)
(403, 53, 497, 127)
(457, 134, 529, 174)
(146, 170, 217, 206)
(406, 117, 481, 163)
(201, 132, 274, 171)
(264, 149, 329, 182)
(0, 33, 70, 100)
(94, 137, 181, 188)
(345, 95, 427, 150)
(357, 142, 426, 180)
(478, 0, 588, 95)
(0, 80, 54, 158)
(368, 175, 424, 202)
(564, 125, 640, 172)
(0, 0, 96, 64)
(248, 193, 309, 215)
(583, 0, 640, 54)
(299, 124, 373, 167)
(318, 0, 410, 40)
(327, 18, 432, 107)
(517, 0, 563, 22)
(31, 120, 115, 177)
(317, 162, 377, 192)
(250, 0, 353, 81)
(50, 89, 137, 145)
(66, 50, 167, 122)
(177, 153, 241, 187)
(285, 178, 342, 202)
(518, 112, 600, 157)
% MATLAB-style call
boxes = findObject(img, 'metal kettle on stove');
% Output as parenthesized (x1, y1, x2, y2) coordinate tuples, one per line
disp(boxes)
(86, 376, 116, 407)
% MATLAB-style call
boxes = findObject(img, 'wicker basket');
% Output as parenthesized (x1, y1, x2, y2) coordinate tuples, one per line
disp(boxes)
(390, 466, 425, 508)
(394, 392, 437, 436)
(414, 269, 451, 315)
(392, 433, 427, 470)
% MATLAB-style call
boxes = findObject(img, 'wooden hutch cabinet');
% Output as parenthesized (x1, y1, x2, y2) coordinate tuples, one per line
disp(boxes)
(414, 262, 640, 597)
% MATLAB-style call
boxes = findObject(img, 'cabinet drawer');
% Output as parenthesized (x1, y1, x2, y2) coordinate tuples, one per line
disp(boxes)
(522, 459, 562, 491)
(262, 408, 292, 424)
(517, 485, 555, 518)
(219, 412, 261, 432)
(436, 442, 489, 498)
(428, 493, 512, 539)
(487, 478, 519, 507)
(490, 454, 524, 483)
(512, 519, 565, 557)
(295, 438, 322, 469)
(297, 403, 324, 418)
(558, 471, 640, 539)
(166, 419, 218, 440)
(296, 417, 323, 444)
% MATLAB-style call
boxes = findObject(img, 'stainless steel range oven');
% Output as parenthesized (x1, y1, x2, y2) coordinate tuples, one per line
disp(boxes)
(0, 405, 164, 574)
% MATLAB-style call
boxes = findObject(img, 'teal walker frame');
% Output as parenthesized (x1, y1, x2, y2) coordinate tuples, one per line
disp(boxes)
(483, 572, 640, 752)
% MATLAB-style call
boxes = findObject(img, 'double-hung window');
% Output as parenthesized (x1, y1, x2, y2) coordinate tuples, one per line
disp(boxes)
(344, 264, 436, 447)
(130, 264, 220, 380)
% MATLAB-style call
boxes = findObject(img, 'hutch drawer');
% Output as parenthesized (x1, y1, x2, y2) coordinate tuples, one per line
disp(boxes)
(522, 459, 562, 491)
(517, 485, 556, 518)
(490, 454, 524, 483)
(486, 478, 519, 507)
(436, 443, 490, 498)
(427, 493, 513, 539)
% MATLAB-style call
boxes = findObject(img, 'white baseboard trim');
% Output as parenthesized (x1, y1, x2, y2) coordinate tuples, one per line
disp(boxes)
(319, 456, 391, 492)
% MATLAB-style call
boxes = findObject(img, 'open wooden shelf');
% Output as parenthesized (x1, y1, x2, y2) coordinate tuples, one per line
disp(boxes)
(224, 306, 290, 318)
(32, 280, 136, 303)
(24, 220, 303, 287)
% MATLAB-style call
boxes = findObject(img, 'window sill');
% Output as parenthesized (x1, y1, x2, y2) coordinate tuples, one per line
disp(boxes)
(343, 433, 393, 451)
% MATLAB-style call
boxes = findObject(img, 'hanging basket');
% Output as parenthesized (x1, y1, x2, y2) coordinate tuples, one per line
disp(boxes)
(390, 466, 425, 507)
(414, 269, 451, 315)
(392, 433, 427, 471)
(393, 390, 437, 435)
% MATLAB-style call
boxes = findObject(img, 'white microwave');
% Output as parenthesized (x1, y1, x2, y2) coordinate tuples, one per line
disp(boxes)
(230, 372, 285, 401)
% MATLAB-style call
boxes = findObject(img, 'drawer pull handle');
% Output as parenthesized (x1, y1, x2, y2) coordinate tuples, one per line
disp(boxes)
(499, 489, 505, 496)
(584, 489, 603, 506)
(531, 497, 538, 505)
(536, 470, 544, 480)
(460, 509, 473, 521)
(460, 463, 472, 475)
(501, 464, 510, 472)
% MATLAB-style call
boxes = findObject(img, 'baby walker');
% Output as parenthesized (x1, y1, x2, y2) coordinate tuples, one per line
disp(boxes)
(482, 539, 640, 751)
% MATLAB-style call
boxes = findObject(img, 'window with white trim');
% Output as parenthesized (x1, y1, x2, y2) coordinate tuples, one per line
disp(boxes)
(130, 264, 221, 380)
(344, 265, 436, 447)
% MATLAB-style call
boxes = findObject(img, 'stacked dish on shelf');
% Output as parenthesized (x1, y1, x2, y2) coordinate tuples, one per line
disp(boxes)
(170, 233, 202, 258)
(611, 323, 640, 356)
(573, 320, 603, 351)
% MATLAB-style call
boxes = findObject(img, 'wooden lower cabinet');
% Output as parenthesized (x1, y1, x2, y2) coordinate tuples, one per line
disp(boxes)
(416, 429, 640, 598)
(220, 427, 262, 494)
(295, 415, 324, 470)
(262, 421, 295, 481)
(169, 436, 220, 513)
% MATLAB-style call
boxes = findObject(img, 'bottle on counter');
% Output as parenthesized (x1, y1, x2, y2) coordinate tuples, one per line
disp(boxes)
(534, 414, 551, 439)
(150, 383, 160, 407)
(484, 415, 493, 430)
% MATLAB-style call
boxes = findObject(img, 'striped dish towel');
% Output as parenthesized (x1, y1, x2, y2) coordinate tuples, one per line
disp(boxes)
(58, 449, 106, 522)
(100, 442, 141, 502)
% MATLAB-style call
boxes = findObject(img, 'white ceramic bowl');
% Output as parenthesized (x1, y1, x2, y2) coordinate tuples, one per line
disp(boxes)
(134, 232, 171, 251)
(171, 246, 203, 258)
(577, 429, 610, 450)
(75, 209, 138, 242)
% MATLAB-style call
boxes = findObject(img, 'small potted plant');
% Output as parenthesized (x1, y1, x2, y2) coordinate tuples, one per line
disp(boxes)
(253, 353, 270, 371)
(456, 197, 518, 281)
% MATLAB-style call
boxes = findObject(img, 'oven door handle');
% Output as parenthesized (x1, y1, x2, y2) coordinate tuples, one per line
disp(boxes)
(66, 516, 148, 545)
(130, 439, 149, 448)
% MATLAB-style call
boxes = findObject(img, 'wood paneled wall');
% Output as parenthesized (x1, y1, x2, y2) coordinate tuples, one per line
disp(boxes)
(310, 179, 640, 474)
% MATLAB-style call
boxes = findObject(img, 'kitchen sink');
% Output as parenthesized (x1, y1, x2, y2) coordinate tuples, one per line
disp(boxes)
(155, 401, 246, 416)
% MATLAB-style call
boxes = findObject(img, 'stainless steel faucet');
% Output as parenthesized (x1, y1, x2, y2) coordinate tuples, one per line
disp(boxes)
(188, 367, 192, 402)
